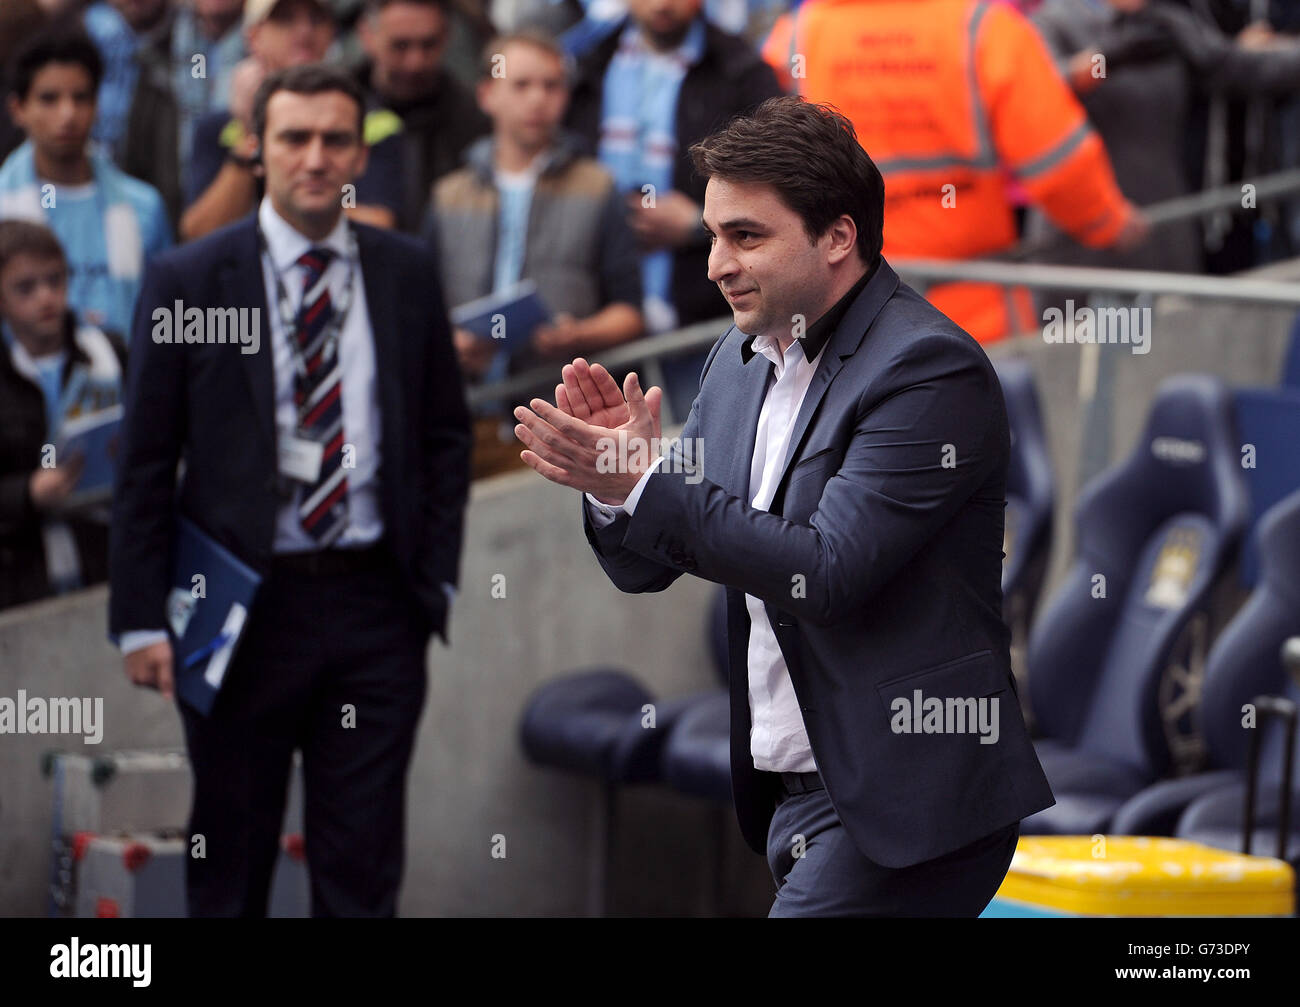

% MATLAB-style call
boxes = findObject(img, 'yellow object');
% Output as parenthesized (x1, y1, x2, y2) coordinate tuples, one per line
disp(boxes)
(994, 836, 1295, 916)
(363, 109, 403, 148)
(218, 118, 245, 150)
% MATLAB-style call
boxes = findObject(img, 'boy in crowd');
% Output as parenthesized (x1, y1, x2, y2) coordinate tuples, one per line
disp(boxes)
(0, 26, 171, 339)
(426, 27, 641, 475)
(0, 220, 126, 610)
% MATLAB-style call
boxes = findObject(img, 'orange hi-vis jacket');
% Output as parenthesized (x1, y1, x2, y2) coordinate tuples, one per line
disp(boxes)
(762, 0, 1137, 342)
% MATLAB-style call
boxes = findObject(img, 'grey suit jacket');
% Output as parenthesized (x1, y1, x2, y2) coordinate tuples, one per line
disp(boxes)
(583, 258, 1054, 867)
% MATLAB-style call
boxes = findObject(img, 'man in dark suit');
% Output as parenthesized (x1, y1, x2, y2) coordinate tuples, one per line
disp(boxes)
(513, 96, 1055, 916)
(108, 64, 471, 916)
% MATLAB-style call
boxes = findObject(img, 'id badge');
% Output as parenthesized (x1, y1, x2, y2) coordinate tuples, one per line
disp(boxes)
(278, 427, 324, 484)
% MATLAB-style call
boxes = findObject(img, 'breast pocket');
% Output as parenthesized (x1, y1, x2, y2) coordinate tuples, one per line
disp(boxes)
(782, 446, 842, 522)
(875, 650, 1010, 745)
(795, 444, 847, 487)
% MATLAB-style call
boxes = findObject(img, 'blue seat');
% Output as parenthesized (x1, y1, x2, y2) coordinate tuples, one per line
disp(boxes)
(520, 668, 688, 784)
(1282, 311, 1300, 390)
(993, 356, 1055, 726)
(1231, 387, 1300, 588)
(1170, 493, 1300, 864)
(660, 694, 732, 802)
(1112, 489, 1300, 840)
(518, 639, 719, 912)
(660, 587, 732, 802)
(1022, 375, 1249, 835)
(1176, 781, 1300, 864)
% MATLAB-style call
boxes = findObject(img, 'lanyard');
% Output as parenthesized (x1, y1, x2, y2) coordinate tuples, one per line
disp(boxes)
(257, 223, 359, 389)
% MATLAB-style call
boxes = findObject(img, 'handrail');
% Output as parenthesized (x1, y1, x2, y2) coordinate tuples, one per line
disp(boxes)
(890, 258, 1300, 303)
(468, 258, 1300, 410)
(466, 316, 731, 409)
(469, 167, 1300, 412)
(1003, 167, 1300, 261)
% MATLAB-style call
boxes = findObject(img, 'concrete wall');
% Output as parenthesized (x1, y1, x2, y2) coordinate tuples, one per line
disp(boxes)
(0, 470, 772, 917)
(2, 260, 1297, 916)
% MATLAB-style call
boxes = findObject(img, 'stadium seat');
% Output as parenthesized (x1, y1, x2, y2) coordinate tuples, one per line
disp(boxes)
(993, 356, 1055, 727)
(660, 587, 731, 801)
(1111, 489, 1300, 839)
(1170, 494, 1300, 863)
(1282, 311, 1300, 390)
(1231, 387, 1300, 588)
(518, 667, 713, 913)
(1022, 375, 1249, 835)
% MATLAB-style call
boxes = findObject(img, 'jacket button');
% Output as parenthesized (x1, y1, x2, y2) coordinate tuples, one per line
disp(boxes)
(683, 556, 697, 571)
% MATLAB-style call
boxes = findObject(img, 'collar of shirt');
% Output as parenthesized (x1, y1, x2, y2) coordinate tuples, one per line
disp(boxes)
(258, 196, 352, 278)
(741, 258, 878, 365)
(493, 150, 547, 188)
(749, 328, 827, 382)
(1, 317, 70, 391)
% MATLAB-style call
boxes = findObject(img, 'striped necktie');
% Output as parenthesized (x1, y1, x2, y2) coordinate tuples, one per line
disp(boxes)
(294, 246, 348, 545)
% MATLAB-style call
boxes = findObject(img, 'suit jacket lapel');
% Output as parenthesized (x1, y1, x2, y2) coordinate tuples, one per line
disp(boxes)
(227, 219, 275, 452)
(721, 329, 773, 500)
(356, 226, 402, 469)
(772, 258, 902, 494)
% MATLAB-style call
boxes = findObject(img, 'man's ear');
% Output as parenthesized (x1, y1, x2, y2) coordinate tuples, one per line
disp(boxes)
(826, 214, 858, 266)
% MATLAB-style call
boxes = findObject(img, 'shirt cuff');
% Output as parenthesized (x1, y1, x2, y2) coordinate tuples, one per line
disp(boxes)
(585, 494, 619, 528)
(584, 454, 667, 524)
(120, 629, 169, 655)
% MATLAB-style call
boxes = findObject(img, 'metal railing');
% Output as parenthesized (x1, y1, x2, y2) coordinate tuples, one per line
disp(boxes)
(468, 167, 1300, 426)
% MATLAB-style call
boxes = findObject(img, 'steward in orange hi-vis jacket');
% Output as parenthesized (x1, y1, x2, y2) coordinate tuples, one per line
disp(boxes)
(763, 0, 1142, 342)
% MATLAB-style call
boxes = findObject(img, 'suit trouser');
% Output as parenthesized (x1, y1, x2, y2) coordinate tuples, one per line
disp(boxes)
(177, 547, 428, 917)
(764, 774, 1019, 917)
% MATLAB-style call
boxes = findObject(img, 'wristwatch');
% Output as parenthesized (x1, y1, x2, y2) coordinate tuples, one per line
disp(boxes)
(226, 148, 258, 170)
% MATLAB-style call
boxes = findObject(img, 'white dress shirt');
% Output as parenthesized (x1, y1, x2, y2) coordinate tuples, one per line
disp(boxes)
(257, 196, 384, 553)
(586, 334, 828, 773)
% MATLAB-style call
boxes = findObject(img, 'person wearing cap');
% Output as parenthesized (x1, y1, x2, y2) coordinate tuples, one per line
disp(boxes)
(181, 0, 405, 240)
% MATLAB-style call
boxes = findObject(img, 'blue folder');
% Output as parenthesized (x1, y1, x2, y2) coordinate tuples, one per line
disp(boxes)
(449, 279, 552, 353)
(167, 517, 262, 715)
(56, 405, 123, 507)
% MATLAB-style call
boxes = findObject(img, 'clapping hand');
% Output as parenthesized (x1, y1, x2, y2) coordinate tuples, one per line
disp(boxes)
(514, 358, 663, 506)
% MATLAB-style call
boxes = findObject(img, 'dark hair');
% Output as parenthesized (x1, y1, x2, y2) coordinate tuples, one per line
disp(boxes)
(251, 63, 367, 141)
(0, 1, 48, 71)
(689, 96, 884, 266)
(7, 23, 104, 102)
(479, 27, 570, 82)
(365, 0, 449, 16)
(0, 219, 67, 275)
